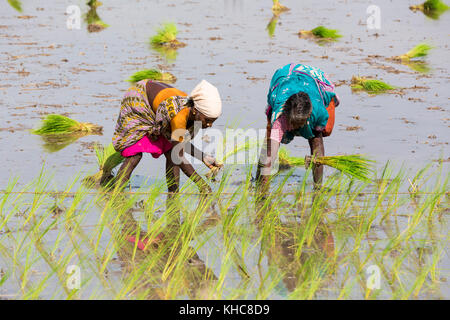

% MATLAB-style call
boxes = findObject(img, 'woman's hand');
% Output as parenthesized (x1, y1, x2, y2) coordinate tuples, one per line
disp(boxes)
(203, 154, 223, 169)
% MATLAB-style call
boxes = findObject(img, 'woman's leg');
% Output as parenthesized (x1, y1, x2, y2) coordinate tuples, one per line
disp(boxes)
(164, 150, 180, 193)
(115, 153, 143, 185)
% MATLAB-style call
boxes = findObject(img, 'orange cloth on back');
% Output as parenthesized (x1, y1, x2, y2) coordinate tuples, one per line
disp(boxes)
(170, 107, 190, 142)
(152, 88, 187, 113)
(323, 99, 335, 137)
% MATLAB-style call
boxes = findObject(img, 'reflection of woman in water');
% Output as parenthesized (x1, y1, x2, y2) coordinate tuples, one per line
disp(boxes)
(266, 222, 335, 296)
(115, 206, 218, 299)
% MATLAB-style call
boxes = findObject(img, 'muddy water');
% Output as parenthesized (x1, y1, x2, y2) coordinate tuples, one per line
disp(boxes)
(0, 0, 449, 299)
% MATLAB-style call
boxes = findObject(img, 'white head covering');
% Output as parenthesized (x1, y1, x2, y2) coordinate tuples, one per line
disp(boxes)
(189, 80, 222, 118)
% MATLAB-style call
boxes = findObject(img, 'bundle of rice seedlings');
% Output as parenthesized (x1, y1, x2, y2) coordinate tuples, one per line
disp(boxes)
(266, 15, 279, 38)
(393, 43, 433, 61)
(350, 76, 395, 94)
(150, 23, 186, 48)
(32, 114, 103, 135)
(8, 0, 22, 12)
(278, 147, 375, 182)
(83, 143, 125, 186)
(127, 69, 176, 83)
(298, 26, 342, 41)
(272, 0, 290, 13)
(86, 0, 109, 32)
(410, 0, 449, 18)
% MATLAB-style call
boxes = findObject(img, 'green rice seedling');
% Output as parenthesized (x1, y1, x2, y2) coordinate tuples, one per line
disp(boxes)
(127, 69, 176, 83)
(7, 0, 22, 12)
(410, 0, 449, 19)
(86, 0, 109, 32)
(393, 43, 433, 62)
(278, 147, 375, 182)
(266, 14, 279, 38)
(272, 0, 289, 13)
(351, 76, 395, 94)
(32, 114, 103, 135)
(299, 26, 342, 41)
(83, 143, 124, 187)
(150, 23, 186, 48)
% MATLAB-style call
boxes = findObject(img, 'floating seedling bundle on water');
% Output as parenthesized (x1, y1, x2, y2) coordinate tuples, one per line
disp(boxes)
(278, 147, 375, 182)
(83, 143, 125, 187)
(86, 0, 109, 32)
(32, 114, 103, 135)
(7, 0, 22, 12)
(410, 0, 449, 19)
(150, 23, 186, 48)
(350, 76, 395, 94)
(298, 26, 342, 41)
(392, 43, 433, 62)
(271, 0, 289, 13)
(32, 114, 103, 152)
(127, 69, 177, 83)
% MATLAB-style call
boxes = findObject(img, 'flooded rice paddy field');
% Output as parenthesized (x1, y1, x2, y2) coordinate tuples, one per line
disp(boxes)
(0, 0, 449, 299)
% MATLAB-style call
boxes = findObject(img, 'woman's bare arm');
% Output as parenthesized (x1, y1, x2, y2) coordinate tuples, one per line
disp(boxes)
(308, 131, 324, 188)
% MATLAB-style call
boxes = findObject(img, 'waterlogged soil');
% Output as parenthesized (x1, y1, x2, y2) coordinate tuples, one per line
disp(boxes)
(0, 0, 449, 299)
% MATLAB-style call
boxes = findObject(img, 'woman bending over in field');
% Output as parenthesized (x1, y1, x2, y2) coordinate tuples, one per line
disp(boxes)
(108, 79, 223, 193)
(256, 63, 340, 190)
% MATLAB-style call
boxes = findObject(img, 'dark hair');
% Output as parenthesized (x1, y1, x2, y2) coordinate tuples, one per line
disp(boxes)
(284, 92, 312, 126)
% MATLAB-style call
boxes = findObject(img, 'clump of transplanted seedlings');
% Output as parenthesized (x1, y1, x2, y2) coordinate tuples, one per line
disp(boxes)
(86, 0, 109, 32)
(410, 0, 449, 19)
(83, 143, 125, 187)
(127, 69, 177, 83)
(150, 23, 186, 48)
(350, 76, 396, 94)
(392, 43, 433, 62)
(278, 147, 375, 182)
(298, 26, 342, 41)
(7, 0, 22, 12)
(271, 0, 290, 13)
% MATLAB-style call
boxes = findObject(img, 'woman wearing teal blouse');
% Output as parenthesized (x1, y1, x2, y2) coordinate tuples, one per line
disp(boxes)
(256, 63, 340, 189)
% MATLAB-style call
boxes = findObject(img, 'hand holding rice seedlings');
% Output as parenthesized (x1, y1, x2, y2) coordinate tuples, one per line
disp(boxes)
(32, 114, 103, 135)
(350, 76, 395, 94)
(393, 43, 433, 62)
(127, 69, 177, 83)
(272, 0, 289, 13)
(410, 0, 449, 19)
(298, 26, 342, 41)
(278, 147, 375, 182)
(7, 0, 22, 12)
(83, 143, 125, 187)
(150, 23, 186, 48)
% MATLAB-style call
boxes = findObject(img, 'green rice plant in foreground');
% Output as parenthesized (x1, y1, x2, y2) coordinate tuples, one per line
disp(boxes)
(393, 43, 433, 61)
(83, 143, 124, 186)
(32, 114, 103, 135)
(7, 0, 22, 12)
(150, 23, 186, 48)
(351, 76, 395, 94)
(278, 147, 375, 182)
(299, 26, 342, 41)
(127, 69, 176, 83)
(0, 160, 447, 299)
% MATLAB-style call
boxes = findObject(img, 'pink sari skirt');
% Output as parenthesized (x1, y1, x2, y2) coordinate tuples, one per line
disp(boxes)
(121, 135, 173, 158)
